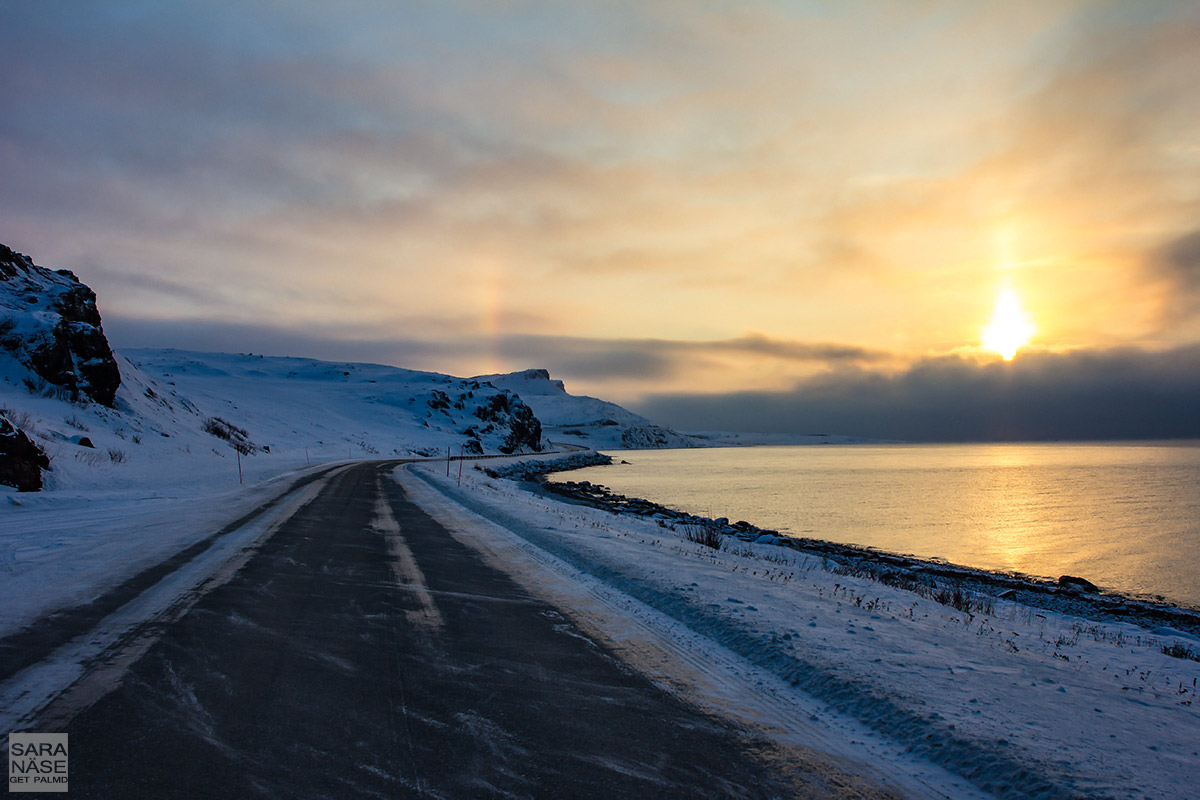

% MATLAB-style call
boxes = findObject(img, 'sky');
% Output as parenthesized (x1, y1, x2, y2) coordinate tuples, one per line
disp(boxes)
(2, 1, 1199, 440)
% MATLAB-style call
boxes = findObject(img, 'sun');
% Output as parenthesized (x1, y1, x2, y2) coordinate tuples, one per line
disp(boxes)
(982, 286, 1035, 361)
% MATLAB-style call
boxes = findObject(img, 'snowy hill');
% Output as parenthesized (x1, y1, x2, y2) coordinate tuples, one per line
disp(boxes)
(474, 368, 699, 450)
(128, 349, 547, 459)
(0, 348, 552, 494)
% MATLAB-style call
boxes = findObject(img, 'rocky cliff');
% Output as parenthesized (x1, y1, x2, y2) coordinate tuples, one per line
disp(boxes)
(0, 244, 121, 406)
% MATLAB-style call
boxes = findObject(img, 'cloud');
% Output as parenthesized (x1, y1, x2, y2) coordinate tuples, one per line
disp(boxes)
(104, 317, 441, 368)
(489, 333, 894, 381)
(1165, 230, 1200, 282)
(1151, 228, 1200, 323)
(86, 265, 228, 308)
(104, 314, 893, 392)
(636, 346, 1200, 442)
(706, 335, 891, 364)
(4, 1, 1200, 367)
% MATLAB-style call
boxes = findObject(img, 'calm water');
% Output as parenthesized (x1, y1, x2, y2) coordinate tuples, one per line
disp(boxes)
(564, 442, 1200, 609)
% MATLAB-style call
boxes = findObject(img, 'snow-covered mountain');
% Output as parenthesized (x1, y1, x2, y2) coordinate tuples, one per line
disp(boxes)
(1, 347, 556, 493)
(474, 368, 699, 450)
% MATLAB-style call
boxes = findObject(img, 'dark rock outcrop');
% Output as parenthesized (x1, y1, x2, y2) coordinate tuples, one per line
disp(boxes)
(484, 451, 612, 481)
(0, 414, 50, 491)
(473, 391, 542, 454)
(1058, 575, 1099, 593)
(202, 416, 258, 455)
(0, 244, 121, 406)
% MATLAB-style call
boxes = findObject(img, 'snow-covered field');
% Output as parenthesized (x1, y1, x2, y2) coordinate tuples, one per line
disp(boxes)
(404, 460, 1200, 800)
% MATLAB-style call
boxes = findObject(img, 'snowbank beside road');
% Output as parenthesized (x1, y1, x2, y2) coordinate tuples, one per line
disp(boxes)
(407, 461, 1200, 800)
(0, 462, 341, 639)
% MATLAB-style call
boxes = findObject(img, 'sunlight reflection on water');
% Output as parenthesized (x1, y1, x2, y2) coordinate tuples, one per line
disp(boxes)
(566, 442, 1200, 608)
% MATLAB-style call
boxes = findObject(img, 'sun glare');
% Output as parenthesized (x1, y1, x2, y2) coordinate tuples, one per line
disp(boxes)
(982, 287, 1035, 361)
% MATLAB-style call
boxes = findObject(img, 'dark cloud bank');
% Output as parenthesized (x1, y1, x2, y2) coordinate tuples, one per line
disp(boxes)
(110, 314, 1200, 442)
(636, 346, 1200, 443)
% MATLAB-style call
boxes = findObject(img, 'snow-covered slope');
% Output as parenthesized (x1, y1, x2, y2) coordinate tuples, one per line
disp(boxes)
(1, 349, 548, 495)
(128, 349, 544, 459)
(474, 368, 699, 450)
(411, 463, 1200, 800)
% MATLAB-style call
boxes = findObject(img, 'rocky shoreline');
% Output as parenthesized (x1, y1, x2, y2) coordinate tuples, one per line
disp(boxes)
(490, 451, 1200, 641)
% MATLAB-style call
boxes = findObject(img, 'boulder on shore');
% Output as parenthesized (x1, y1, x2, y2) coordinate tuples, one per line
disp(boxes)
(1058, 575, 1099, 593)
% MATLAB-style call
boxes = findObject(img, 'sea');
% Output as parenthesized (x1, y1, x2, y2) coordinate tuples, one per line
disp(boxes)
(563, 442, 1200, 610)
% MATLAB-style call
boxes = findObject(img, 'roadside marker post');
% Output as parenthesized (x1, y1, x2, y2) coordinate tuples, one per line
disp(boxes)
(236, 448, 243, 484)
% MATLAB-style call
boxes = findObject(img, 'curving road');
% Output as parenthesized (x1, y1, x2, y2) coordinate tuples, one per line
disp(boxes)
(3, 461, 872, 798)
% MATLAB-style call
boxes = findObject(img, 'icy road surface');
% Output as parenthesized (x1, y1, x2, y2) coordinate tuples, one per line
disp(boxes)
(1, 461, 901, 799)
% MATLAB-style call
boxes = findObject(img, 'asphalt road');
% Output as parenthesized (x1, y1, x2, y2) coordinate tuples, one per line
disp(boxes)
(21, 461, 838, 798)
